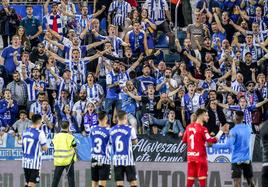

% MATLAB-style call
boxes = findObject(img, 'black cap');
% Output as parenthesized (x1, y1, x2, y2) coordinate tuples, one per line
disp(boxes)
(244, 51, 252, 56)
(245, 81, 256, 87)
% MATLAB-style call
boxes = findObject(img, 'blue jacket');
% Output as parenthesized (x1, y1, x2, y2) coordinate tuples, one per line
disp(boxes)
(0, 99, 18, 127)
(162, 120, 184, 136)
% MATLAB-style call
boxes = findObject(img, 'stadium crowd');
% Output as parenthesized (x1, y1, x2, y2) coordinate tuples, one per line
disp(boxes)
(0, 0, 268, 140)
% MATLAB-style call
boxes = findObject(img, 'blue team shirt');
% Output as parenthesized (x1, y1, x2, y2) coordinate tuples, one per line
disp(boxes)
(0, 99, 19, 127)
(213, 123, 253, 163)
(1, 46, 21, 74)
(22, 127, 47, 170)
(90, 126, 111, 165)
(137, 75, 156, 92)
(110, 124, 137, 166)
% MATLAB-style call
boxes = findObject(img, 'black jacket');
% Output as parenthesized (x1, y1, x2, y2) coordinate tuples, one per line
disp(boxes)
(205, 107, 227, 134)
(0, 7, 20, 36)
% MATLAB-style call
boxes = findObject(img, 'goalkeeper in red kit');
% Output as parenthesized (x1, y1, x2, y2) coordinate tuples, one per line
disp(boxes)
(182, 108, 229, 187)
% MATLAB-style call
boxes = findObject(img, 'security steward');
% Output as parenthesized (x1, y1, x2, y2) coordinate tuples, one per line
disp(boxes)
(51, 121, 77, 187)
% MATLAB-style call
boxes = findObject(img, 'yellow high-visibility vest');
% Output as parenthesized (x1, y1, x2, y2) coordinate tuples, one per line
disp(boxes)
(52, 132, 77, 166)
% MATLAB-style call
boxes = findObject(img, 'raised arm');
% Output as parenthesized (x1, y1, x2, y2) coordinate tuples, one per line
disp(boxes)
(47, 27, 63, 41)
(229, 20, 246, 35)
(231, 59, 237, 82)
(84, 50, 108, 62)
(186, 72, 199, 84)
(175, 38, 182, 52)
(44, 0, 51, 15)
(86, 40, 108, 50)
(93, 5, 106, 18)
(45, 34, 65, 51)
(46, 49, 65, 64)
(213, 12, 225, 33)
(183, 51, 201, 68)
(129, 53, 143, 71)
(218, 70, 231, 82)
(126, 90, 142, 101)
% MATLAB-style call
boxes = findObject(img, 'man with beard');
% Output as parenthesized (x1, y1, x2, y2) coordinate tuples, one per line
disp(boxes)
(179, 38, 200, 75)
(22, 67, 48, 104)
(200, 37, 218, 63)
(29, 43, 48, 69)
(6, 71, 28, 111)
(126, 84, 159, 134)
(0, 89, 19, 132)
(53, 89, 73, 112)
(72, 90, 88, 130)
(156, 67, 178, 95)
(46, 30, 108, 60)
(44, 1, 64, 35)
(40, 99, 55, 135)
(48, 48, 107, 88)
(137, 65, 156, 93)
(239, 52, 257, 84)
(81, 73, 104, 108)
(233, 33, 263, 64)
(121, 80, 141, 132)
(29, 92, 46, 119)
(105, 61, 124, 119)
(20, 5, 43, 47)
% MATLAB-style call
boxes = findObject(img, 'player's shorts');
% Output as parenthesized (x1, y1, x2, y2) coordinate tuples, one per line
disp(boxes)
(23, 168, 40, 183)
(91, 161, 110, 181)
(114, 165, 137, 182)
(187, 161, 208, 178)
(231, 162, 253, 179)
(262, 166, 268, 187)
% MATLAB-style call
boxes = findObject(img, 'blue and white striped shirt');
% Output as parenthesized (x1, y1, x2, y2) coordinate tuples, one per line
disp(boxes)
(143, 0, 169, 25)
(81, 83, 104, 103)
(30, 101, 42, 115)
(97, 35, 124, 57)
(110, 124, 137, 166)
(229, 105, 256, 124)
(57, 78, 77, 104)
(65, 60, 89, 86)
(24, 78, 47, 102)
(231, 80, 246, 93)
(75, 14, 94, 34)
(108, 0, 131, 26)
(22, 128, 47, 170)
(90, 126, 111, 165)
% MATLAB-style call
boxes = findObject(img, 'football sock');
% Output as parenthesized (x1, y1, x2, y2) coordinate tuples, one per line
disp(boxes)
(186, 179, 195, 187)
(199, 179, 207, 187)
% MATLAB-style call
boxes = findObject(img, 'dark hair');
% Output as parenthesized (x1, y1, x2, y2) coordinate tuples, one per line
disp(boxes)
(98, 111, 107, 121)
(117, 110, 127, 120)
(32, 114, 42, 124)
(19, 110, 27, 115)
(61, 121, 70, 129)
(195, 108, 207, 117)
(26, 5, 32, 8)
(129, 71, 137, 79)
(38, 92, 46, 97)
(235, 111, 244, 123)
